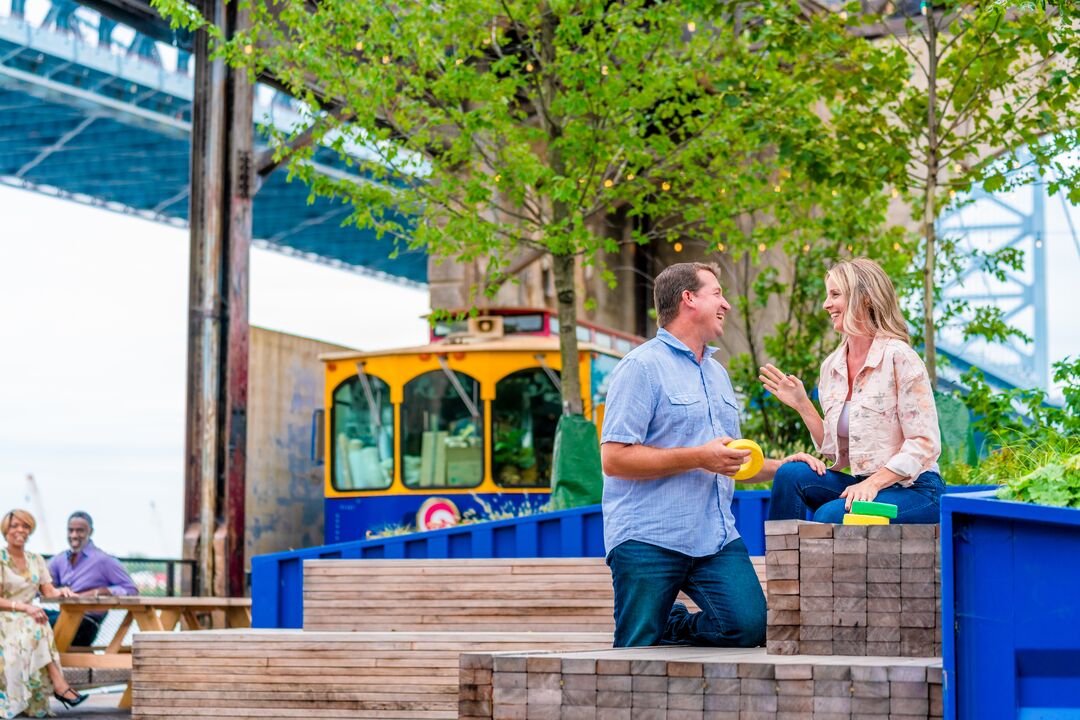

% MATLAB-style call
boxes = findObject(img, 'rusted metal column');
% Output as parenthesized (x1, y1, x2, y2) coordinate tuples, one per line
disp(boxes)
(223, 0, 253, 599)
(184, 0, 252, 597)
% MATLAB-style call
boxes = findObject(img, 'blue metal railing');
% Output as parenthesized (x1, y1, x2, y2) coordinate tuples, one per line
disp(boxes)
(251, 485, 998, 629)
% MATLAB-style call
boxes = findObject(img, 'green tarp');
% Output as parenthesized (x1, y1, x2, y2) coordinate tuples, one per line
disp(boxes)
(935, 390, 977, 466)
(549, 413, 603, 510)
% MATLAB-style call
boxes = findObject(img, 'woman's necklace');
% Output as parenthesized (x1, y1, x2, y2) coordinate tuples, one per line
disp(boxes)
(6, 548, 28, 574)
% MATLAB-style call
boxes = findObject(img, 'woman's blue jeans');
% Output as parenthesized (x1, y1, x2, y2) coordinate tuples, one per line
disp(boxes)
(767, 461, 945, 524)
(606, 537, 766, 648)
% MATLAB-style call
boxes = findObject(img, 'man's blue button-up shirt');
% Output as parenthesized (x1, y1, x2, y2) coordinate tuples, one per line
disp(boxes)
(601, 328, 742, 557)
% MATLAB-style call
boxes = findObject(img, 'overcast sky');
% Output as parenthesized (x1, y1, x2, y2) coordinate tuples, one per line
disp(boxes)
(0, 183, 429, 557)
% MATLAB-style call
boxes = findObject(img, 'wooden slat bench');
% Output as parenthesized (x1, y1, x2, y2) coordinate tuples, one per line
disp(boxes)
(132, 629, 610, 719)
(302, 557, 767, 632)
(134, 558, 766, 718)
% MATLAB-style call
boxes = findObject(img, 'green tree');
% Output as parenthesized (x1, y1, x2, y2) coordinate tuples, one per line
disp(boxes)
(841, 0, 1080, 385)
(152, 0, 909, 420)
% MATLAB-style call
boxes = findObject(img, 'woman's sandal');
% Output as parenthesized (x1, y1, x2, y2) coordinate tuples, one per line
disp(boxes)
(53, 686, 88, 708)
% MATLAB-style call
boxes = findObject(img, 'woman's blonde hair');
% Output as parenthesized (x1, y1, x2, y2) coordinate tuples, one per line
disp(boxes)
(826, 257, 910, 343)
(1, 509, 36, 536)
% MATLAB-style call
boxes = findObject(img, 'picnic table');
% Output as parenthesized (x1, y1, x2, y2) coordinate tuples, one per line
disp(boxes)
(54, 596, 251, 708)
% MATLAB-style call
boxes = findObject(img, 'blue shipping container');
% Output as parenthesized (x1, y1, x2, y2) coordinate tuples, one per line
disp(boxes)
(254, 485, 996, 629)
(942, 490, 1080, 720)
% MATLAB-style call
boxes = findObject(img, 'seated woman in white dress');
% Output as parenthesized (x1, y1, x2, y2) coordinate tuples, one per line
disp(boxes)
(1, 509, 88, 718)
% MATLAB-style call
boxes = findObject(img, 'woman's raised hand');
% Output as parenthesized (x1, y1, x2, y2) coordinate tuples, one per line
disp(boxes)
(759, 364, 810, 410)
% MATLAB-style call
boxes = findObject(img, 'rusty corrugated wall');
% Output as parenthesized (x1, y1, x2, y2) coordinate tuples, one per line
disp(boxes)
(245, 327, 352, 566)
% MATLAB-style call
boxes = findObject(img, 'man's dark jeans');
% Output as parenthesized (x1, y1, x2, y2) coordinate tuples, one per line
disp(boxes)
(606, 537, 766, 648)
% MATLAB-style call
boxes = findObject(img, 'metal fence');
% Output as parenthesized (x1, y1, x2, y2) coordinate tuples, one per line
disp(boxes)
(114, 556, 196, 597)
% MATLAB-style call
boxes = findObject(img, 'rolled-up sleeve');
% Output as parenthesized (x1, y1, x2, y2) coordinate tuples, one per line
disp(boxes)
(600, 358, 655, 446)
(102, 556, 139, 596)
(883, 353, 941, 479)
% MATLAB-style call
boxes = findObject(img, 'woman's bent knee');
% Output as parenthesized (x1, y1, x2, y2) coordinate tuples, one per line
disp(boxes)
(773, 461, 811, 487)
(813, 499, 848, 524)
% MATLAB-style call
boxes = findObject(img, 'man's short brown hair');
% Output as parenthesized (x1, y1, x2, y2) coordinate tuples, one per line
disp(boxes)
(653, 262, 721, 327)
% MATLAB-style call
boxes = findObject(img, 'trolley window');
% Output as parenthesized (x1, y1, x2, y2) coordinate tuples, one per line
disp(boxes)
(400, 369, 484, 488)
(493, 369, 560, 489)
(331, 374, 394, 491)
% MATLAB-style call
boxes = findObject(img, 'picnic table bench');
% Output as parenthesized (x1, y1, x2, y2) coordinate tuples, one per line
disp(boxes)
(56, 596, 251, 708)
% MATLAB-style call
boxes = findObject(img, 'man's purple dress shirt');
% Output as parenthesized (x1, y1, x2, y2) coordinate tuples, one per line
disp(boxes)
(47, 540, 138, 596)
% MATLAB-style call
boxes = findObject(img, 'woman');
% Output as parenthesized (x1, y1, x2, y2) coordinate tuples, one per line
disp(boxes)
(1, 509, 88, 718)
(761, 257, 943, 524)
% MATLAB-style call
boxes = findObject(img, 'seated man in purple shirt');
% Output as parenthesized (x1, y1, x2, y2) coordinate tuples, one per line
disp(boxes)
(47, 511, 138, 646)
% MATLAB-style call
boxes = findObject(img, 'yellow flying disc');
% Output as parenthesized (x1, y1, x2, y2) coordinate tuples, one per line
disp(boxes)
(728, 439, 764, 480)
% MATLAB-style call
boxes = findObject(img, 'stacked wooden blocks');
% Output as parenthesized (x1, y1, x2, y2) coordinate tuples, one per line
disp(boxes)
(764, 520, 942, 657)
(462, 648, 945, 720)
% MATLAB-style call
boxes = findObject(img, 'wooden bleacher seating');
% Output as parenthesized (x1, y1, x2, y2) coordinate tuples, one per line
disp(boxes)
(133, 555, 767, 718)
(302, 557, 767, 633)
(132, 629, 611, 719)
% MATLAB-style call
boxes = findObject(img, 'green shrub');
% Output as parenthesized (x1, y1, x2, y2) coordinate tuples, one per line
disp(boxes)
(995, 444, 1080, 509)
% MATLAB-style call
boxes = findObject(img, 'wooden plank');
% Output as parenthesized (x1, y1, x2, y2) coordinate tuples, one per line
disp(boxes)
(300, 557, 754, 633)
(106, 611, 135, 655)
(132, 629, 610, 719)
(60, 653, 133, 669)
(52, 607, 85, 651)
(226, 606, 252, 628)
(158, 610, 181, 632)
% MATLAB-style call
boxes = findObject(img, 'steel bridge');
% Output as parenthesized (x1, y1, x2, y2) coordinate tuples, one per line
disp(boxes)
(0, 0, 426, 285)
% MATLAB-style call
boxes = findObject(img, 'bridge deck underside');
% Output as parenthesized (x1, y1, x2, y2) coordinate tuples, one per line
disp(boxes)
(0, 28, 427, 283)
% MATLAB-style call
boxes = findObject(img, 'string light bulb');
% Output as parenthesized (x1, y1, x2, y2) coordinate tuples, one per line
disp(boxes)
(603, 179, 613, 188)
(687, 21, 697, 32)
(355, 41, 364, 51)
(758, 243, 767, 253)
(661, 182, 671, 191)
(717, 243, 726, 253)
(674, 242, 684, 252)
(601, 65, 609, 76)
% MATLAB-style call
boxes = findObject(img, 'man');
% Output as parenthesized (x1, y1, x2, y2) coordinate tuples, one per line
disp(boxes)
(601, 262, 825, 647)
(47, 511, 138, 647)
